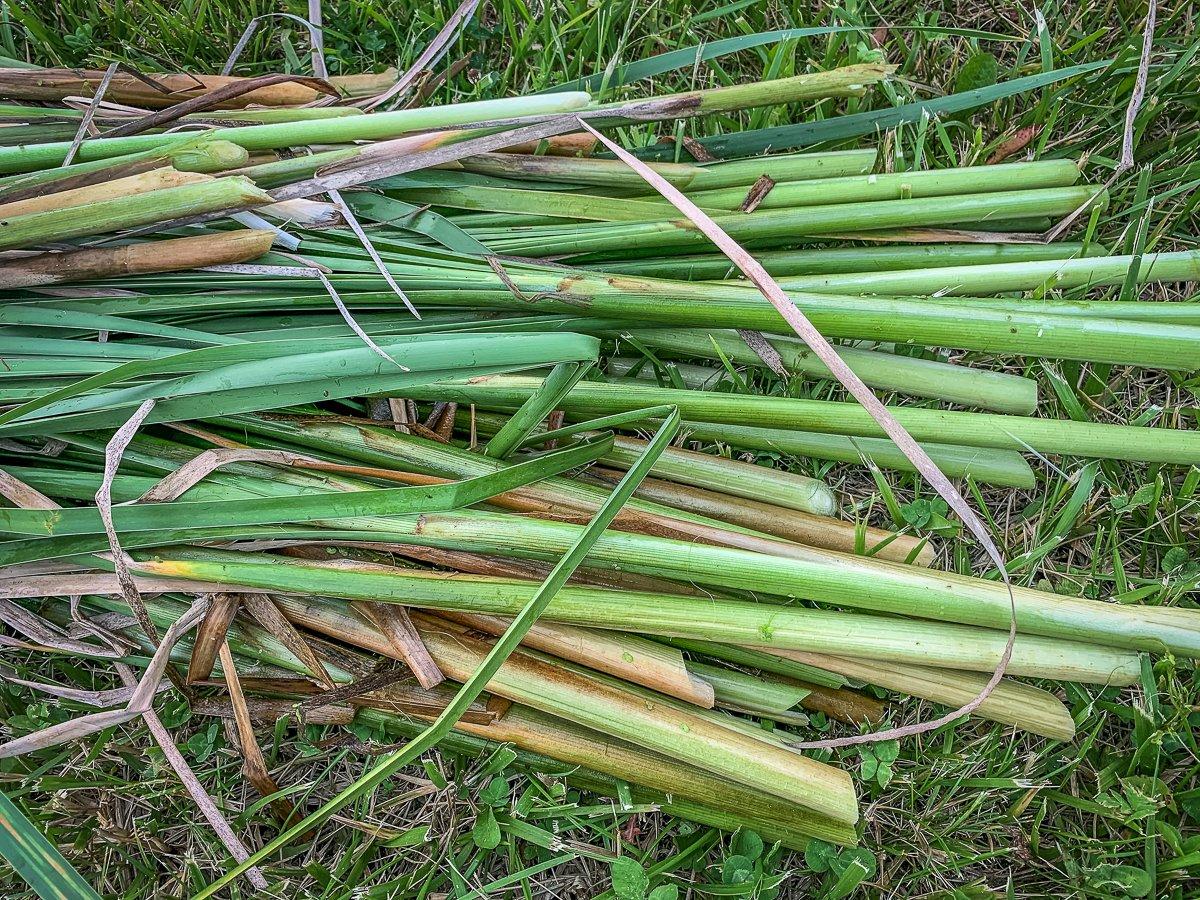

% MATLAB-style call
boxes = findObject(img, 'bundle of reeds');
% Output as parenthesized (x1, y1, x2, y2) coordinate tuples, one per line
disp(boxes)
(0, 19, 1195, 898)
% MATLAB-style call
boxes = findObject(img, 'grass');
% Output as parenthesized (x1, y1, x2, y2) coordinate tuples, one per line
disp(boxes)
(0, 0, 1197, 898)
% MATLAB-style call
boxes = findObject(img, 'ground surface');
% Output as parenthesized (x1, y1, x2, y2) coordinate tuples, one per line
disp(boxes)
(0, 1, 1197, 898)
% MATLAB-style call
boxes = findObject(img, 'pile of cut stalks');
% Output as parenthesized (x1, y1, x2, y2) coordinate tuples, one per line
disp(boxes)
(0, 22, 1197, 895)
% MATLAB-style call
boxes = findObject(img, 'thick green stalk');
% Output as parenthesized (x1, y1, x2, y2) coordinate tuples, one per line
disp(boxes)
(678, 159, 1081, 210)
(458, 149, 877, 191)
(671, 420, 1037, 488)
(589, 65, 891, 121)
(763, 649, 1076, 741)
(774, 250, 1200, 296)
(227, 413, 841, 530)
(271, 595, 858, 822)
(594, 241, 1102, 279)
(133, 548, 1149, 677)
(78, 591, 851, 848)
(489, 186, 1106, 256)
(896, 296, 1200, 326)
(591, 431, 835, 515)
(262, 260, 1198, 369)
(628, 328, 1039, 414)
(403, 376, 1200, 464)
(381, 183, 684, 222)
(0, 177, 271, 251)
(0, 139, 249, 199)
(234, 146, 364, 188)
(681, 149, 879, 190)
(0, 92, 592, 173)
(360, 706, 858, 848)
(688, 660, 811, 714)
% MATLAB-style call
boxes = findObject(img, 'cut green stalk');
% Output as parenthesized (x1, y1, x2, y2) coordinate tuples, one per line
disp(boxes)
(594, 241, 1103, 279)
(193, 256, 1200, 369)
(406, 376, 1200, 464)
(243, 576, 859, 820)
(380, 183, 691, 222)
(132, 549, 1147, 679)
(0, 139, 250, 201)
(363, 706, 859, 848)
(0, 92, 593, 173)
(587, 430, 835, 516)
(688, 660, 811, 716)
(628, 328, 1039, 414)
(774, 250, 1200, 296)
(764, 649, 1076, 741)
(433, 610, 714, 706)
(457, 148, 877, 190)
(889, 296, 1200, 326)
(677, 159, 1081, 210)
(466, 411, 836, 516)
(0, 177, 271, 251)
(587, 469, 933, 566)
(682, 149, 880, 190)
(587, 64, 891, 121)
(488, 186, 1106, 256)
(671, 420, 1034, 487)
(234, 146, 365, 189)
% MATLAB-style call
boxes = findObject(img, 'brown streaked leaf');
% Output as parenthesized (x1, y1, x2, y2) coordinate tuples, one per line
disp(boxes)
(0, 466, 58, 509)
(735, 328, 788, 378)
(191, 696, 355, 726)
(187, 593, 242, 684)
(350, 680, 500, 726)
(0, 573, 252, 600)
(794, 682, 885, 727)
(62, 62, 118, 167)
(99, 74, 338, 138)
(218, 643, 301, 828)
(0, 598, 123, 657)
(296, 666, 412, 713)
(96, 400, 172, 673)
(351, 601, 444, 689)
(407, 56, 472, 108)
(240, 593, 337, 689)
(677, 134, 715, 162)
(738, 174, 776, 213)
(136, 447, 317, 502)
(196, 676, 324, 695)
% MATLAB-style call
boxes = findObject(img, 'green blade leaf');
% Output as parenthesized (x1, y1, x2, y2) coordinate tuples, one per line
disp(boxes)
(0, 791, 101, 900)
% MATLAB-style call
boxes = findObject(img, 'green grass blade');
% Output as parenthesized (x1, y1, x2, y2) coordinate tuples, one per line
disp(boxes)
(0, 791, 101, 900)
